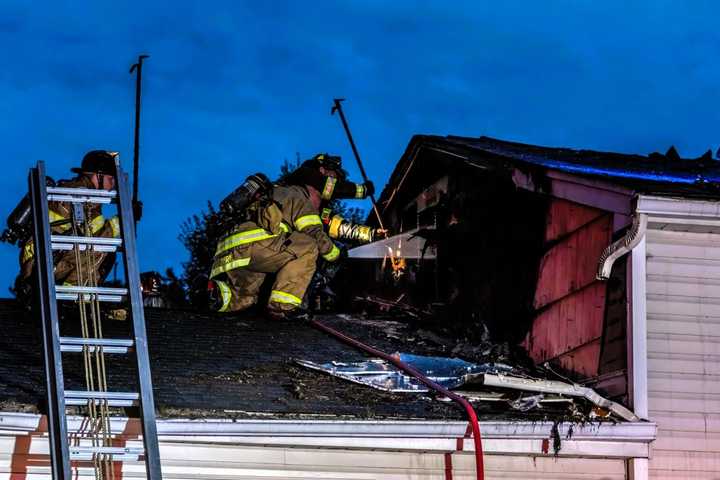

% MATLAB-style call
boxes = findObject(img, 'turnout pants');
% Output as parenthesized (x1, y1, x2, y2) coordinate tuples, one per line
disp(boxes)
(213, 231, 319, 313)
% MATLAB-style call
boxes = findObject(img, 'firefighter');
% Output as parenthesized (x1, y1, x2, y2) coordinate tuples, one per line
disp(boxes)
(286, 153, 374, 203)
(14, 151, 133, 300)
(284, 153, 384, 243)
(207, 171, 342, 320)
(281, 155, 387, 310)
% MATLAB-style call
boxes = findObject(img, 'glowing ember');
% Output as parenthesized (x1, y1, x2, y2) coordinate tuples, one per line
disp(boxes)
(386, 243, 406, 280)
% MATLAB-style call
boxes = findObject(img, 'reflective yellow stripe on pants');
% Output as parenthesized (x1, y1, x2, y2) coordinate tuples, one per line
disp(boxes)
(210, 255, 251, 279)
(269, 290, 302, 307)
(216, 280, 232, 312)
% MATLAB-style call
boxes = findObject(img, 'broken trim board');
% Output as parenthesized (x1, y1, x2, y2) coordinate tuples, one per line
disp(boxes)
(481, 374, 639, 422)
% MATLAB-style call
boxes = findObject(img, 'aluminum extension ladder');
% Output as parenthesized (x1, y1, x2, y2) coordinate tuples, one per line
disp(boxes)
(29, 160, 162, 479)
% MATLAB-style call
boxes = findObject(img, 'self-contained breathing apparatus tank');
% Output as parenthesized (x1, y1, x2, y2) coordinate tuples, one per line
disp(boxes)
(1, 177, 56, 245)
(219, 172, 273, 221)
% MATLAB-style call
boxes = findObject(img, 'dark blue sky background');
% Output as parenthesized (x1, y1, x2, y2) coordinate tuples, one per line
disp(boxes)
(1, 1, 719, 292)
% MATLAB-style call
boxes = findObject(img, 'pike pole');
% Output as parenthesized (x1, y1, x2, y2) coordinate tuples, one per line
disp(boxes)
(331, 98, 387, 234)
(129, 54, 149, 230)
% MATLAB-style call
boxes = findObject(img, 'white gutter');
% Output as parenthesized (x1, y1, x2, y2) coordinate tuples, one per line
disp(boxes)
(0, 412, 655, 439)
(0, 412, 656, 459)
(635, 194, 720, 221)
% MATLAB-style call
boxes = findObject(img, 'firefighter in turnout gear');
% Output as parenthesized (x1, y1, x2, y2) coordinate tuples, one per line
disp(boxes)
(13, 151, 129, 301)
(286, 153, 384, 243)
(282, 154, 386, 311)
(285, 153, 375, 203)
(208, 171, 342, 319)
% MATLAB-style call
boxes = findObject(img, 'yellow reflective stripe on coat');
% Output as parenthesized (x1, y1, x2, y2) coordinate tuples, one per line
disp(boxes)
(295, 214, 322, 231)
(216, 280, 232, 312)
(210, 255, 251, 279)
(321, 207, 332, 224)
(21, 240, 35, 262)
(269, 290, 302, 306)
(279, 222, 291, 233)
(49, 210, 71, 232)
(215, 228, 277, 256)
(355, 184, 365, 198)
(89, 215, 105, 234)
(321, 176, 337, 200)
(109, 216, 121, 237)
(323, 244, 340, 262)
(48, 210, 65, 223)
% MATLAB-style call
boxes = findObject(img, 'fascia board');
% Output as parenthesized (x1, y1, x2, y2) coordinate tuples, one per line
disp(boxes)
(0, 412, 656, 442)
(636, 195, 720, 222)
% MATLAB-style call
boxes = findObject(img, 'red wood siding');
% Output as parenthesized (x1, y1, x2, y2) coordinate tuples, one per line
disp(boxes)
(523, 199, 613, 379)
(534, 214, 612, 309)
(544, 198, 604, 243)
(523, 282, 606, 360)
(555, 340, 602, 379)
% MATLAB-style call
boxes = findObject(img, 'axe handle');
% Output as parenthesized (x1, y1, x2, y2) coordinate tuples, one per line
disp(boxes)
(130, 55, 149, 224)
(332, 99, 386, 233)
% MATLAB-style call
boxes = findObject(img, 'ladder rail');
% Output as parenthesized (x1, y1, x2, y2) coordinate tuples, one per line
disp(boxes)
(30, 162, 72, 480)
(32, 160, 163, 479)
(116, 164, 163, 479)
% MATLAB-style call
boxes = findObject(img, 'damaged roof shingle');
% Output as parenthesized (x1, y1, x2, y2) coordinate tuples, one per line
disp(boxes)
(382, 135, 720, 203)
(0, 300, 629, 423)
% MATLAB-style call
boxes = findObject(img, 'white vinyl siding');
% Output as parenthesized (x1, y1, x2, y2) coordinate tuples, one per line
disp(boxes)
(645, 227, 720, 480)
(0, 437, 626, 479)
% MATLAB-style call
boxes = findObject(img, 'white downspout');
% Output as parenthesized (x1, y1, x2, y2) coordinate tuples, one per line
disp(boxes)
(595, 211, 650, 480)
(629, 234, 649, 480)
(596, 213, 648, 281)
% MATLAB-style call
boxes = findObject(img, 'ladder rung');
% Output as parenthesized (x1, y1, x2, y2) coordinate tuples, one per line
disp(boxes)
(70, 446, 144, 462)
(51, 235, 122, 246)
(47, 194, 114, 204)
(56, 293, 124, 302)
(60, 337, 134, 354)
(47, 187, 117, 205)
(47, 187, 118, 197)
(55, 285, 127, 303)
(64, 391, 139, 407)
(52, 243, 119, 253)
(56, 286, 127, 295)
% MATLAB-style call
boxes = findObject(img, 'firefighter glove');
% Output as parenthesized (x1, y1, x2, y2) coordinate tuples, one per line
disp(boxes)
(363, 181, 375, 198)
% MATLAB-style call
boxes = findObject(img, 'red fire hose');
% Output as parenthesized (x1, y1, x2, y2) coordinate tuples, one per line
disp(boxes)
(309, 318, 485, 480)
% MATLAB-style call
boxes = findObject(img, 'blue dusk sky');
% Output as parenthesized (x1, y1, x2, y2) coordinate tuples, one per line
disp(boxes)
(1, 1, 719, 293)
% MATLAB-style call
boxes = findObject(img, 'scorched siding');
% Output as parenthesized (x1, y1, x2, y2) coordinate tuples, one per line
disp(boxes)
(645, 227, 720, 479)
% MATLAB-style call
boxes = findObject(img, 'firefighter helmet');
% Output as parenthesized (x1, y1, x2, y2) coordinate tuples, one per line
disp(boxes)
(71, 150, 119, 175)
